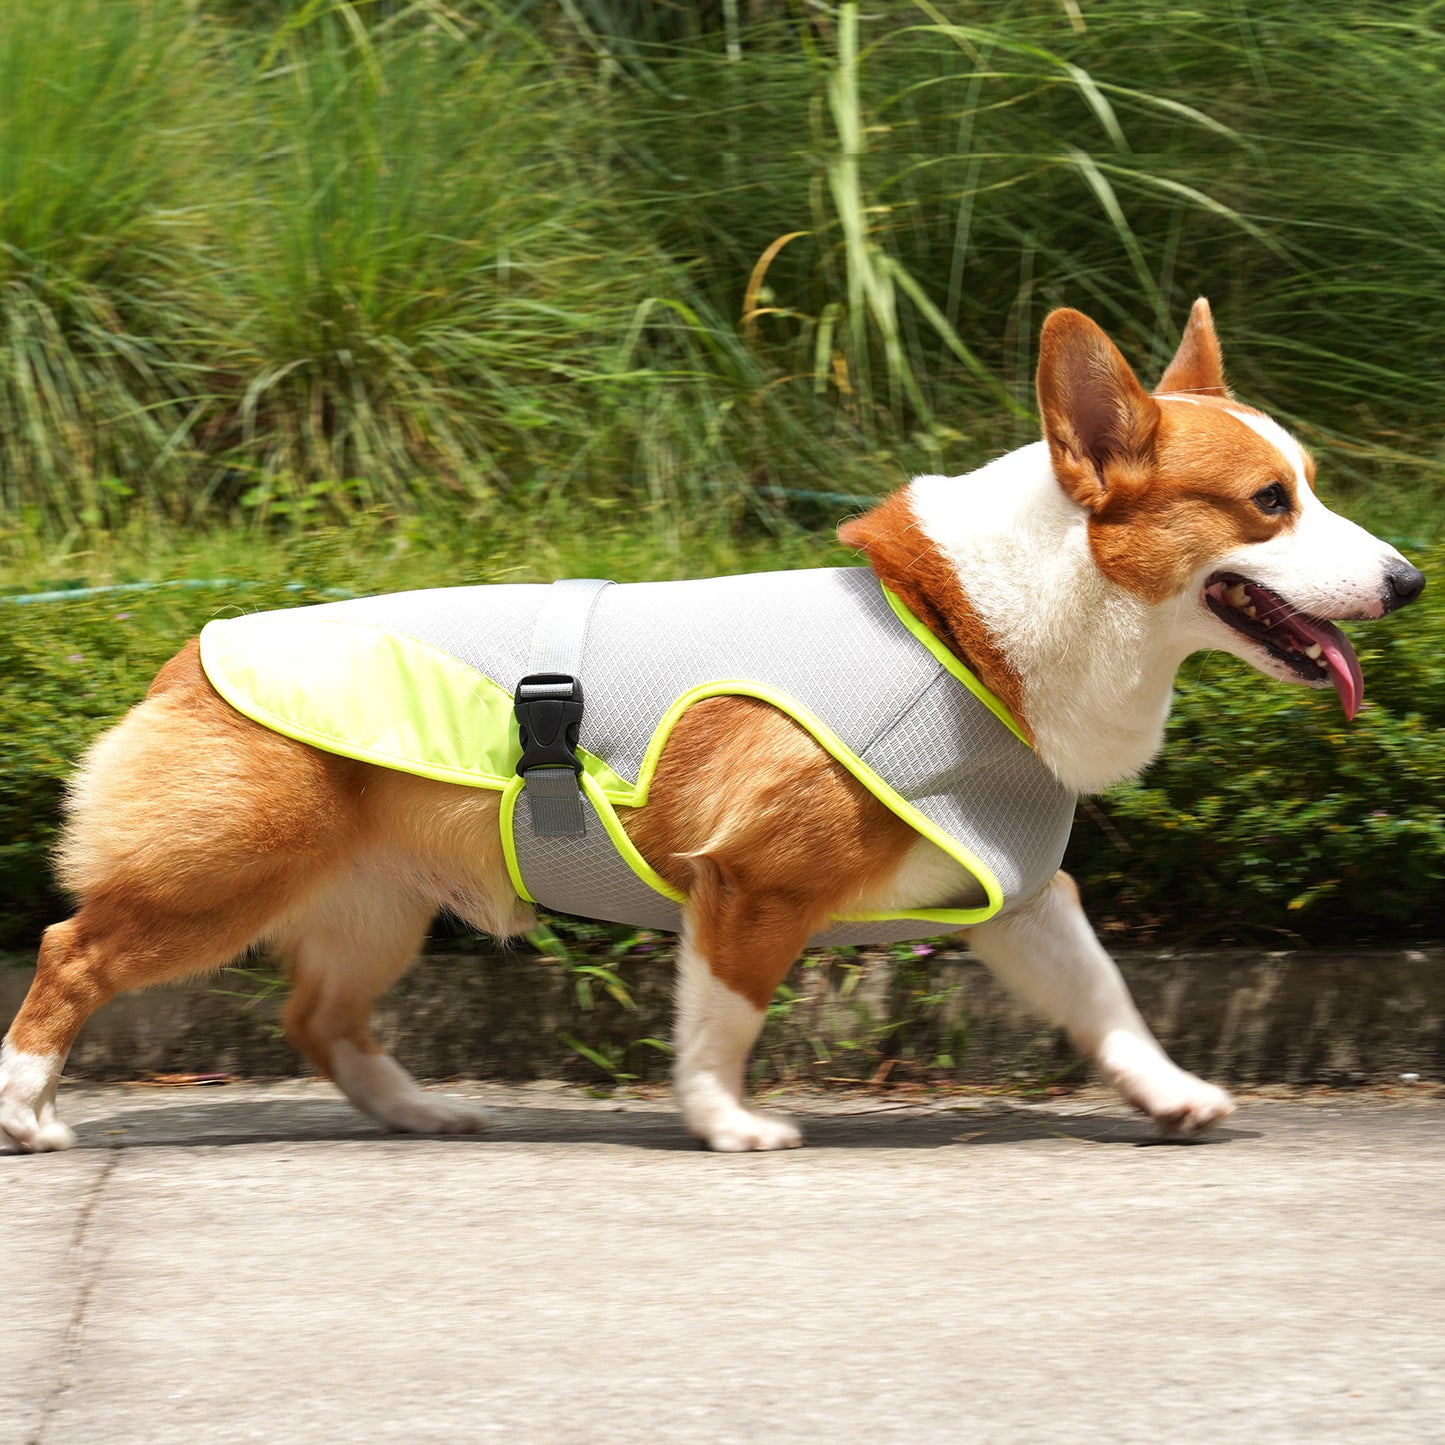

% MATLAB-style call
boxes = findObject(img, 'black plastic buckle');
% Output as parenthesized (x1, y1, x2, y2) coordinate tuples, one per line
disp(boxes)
(514, 673, 585, 777)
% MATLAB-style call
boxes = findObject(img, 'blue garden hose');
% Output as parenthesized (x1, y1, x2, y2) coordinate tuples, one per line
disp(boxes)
(0, 579, 354, 605)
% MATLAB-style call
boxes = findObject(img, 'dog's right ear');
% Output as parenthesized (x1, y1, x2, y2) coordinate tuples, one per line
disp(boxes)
(1036, 308, 1161, 512)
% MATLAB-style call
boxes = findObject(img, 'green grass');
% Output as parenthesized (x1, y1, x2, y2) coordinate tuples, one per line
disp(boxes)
(199, 13, 649, 511)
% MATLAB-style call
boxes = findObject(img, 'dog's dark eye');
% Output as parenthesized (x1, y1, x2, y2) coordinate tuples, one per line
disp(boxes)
(1253, 482, 1291, 516)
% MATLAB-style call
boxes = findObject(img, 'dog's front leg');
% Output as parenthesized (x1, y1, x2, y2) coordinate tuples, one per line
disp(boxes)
(966, 872, 1235, 1134)
(674, 933, 799, 1152)
(673, 864, 818, 1151)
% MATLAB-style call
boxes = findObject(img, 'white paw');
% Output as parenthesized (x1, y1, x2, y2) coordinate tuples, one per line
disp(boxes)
(693, 1107, 803, 1153)
(328, 1043, 489, 1137)
(1115, 1064, 1235, 1135)
(380, 1090, 491, 1137)
(0, 1101, 78, 1154)
(1, 1046, 75, 1153)
(1097, 1034, 1234, 1136)
(1143, 1076, 1235, 1136)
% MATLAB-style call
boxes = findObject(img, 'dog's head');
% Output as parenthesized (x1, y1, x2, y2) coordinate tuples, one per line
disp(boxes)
(1036, 299, 1424, 718)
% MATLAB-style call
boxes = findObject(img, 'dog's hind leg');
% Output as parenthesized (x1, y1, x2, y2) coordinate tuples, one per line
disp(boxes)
(273, 870, 488, 1136)
(2, 891, 304, 1153)
(965, 871, 1235, 1135)
(2, 640, 364, 1153)
(0, 918, 110, 1152)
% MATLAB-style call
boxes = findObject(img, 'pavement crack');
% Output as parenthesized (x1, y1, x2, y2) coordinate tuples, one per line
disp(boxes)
(28, 1142, 122, 1445)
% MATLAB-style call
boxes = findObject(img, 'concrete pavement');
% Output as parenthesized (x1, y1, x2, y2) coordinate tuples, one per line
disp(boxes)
(3, 1081, 1443, 1443)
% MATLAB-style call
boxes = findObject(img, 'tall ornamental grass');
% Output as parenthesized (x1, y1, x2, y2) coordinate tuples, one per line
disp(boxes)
(1, 0, 1442, 534)
(591, 0, 1445, 494)
(198, 15, 647, 511)
(0, 0, 208, 527)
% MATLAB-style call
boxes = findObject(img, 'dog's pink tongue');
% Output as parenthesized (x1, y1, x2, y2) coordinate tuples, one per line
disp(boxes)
(1296, 616, 1364, 720)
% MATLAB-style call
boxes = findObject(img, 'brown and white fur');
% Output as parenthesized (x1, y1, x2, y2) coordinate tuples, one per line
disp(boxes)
(1, 301, 1424, 1154)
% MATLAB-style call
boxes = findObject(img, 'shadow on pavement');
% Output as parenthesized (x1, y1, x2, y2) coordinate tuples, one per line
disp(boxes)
(56, 1094, 1258, 1154)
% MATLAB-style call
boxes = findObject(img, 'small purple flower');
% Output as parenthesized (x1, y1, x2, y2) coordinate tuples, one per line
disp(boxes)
(65, 653, 84, 663)
(912, 943, 934, 957)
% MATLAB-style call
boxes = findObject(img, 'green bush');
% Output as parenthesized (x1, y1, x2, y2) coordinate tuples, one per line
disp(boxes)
(3, 0, 1442, 956)
(0, 513, 841, 951)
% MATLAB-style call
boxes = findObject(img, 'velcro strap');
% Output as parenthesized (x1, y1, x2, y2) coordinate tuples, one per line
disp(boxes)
(519, 765, 590, 839)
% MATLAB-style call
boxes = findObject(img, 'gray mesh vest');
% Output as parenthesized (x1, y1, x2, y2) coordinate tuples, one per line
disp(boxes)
(200, 568, 1076, 945)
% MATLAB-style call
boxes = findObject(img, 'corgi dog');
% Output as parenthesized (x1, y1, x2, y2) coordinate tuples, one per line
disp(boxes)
(0, 300, 1424, 1154)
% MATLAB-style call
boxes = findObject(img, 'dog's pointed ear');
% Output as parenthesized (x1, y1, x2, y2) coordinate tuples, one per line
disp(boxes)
(1155, 296, 1230, 397)
(1036, 308, 1160, 511)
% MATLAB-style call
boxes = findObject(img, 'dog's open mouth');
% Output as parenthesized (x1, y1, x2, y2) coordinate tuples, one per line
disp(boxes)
(1203, 572, 1364, 720)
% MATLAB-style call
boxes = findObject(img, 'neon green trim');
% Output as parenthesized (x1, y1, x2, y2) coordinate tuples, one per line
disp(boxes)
(564, 587, 1024, 926)
(585, 676, 1003, 927)
(578, 749, 632, 797)
(836, 910, 973, 924)
(581, 774, 688, 904)
(880, 585, 1029, 746)
(501, 772, 686, 910)
(500, 777, 531, 901)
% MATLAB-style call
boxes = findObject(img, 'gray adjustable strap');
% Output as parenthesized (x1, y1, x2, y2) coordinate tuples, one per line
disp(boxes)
(527, 578, 615, 679)
(516, 578, 613, 837)
(516, 763, 586, 838)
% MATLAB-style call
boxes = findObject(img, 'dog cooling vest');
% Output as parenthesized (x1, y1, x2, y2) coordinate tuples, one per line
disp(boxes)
(199, 568, 1076, 945)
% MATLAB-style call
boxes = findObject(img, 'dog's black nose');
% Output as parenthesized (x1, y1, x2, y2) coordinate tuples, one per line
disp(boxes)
(1384, 561, 1426, 611)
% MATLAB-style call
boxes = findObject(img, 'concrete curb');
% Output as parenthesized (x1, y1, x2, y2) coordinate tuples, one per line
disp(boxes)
(4, 947, 1442, 1086)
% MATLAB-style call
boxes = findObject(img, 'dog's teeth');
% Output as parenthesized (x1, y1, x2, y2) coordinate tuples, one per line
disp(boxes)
(1244, 604, 1258, 619)
(1226, 584, 1248, 607)
(1305, 642, 1323, 660)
